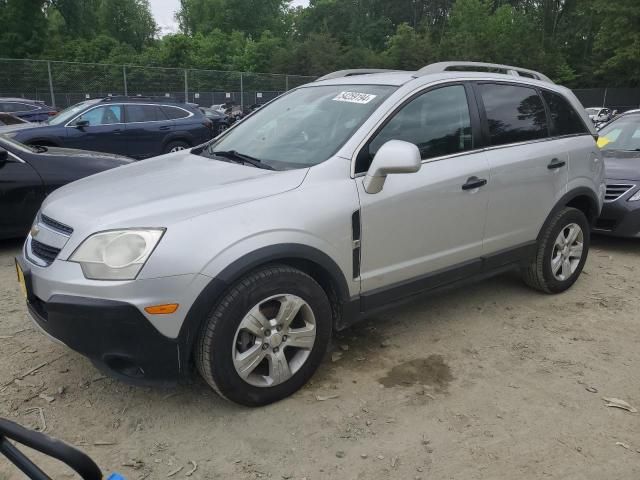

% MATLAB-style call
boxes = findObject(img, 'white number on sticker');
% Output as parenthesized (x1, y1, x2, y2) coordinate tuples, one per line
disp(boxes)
(332, 91, 377, 104)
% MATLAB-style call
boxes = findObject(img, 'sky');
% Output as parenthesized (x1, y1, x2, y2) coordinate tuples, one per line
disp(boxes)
(149, 0, 310, 36)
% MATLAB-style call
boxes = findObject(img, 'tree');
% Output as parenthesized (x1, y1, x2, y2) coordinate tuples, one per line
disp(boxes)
(0, 0, 48, 58)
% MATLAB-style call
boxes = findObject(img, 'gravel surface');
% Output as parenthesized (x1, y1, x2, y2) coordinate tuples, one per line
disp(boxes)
(1, 236, 639, 479)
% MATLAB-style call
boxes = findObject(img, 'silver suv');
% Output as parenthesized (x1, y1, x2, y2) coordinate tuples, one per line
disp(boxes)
(16, 62, 605, 406)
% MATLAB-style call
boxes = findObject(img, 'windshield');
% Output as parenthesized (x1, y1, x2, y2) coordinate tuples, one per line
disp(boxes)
(204, 84, 396, 170)
(46, 100, 100, 125)
(598, 115, 640, 151)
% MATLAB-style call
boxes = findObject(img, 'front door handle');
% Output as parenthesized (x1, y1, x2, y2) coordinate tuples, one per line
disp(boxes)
(547, 158, 566, 170)
(159, 126, 171, 131)
(462, 176, 487, 191)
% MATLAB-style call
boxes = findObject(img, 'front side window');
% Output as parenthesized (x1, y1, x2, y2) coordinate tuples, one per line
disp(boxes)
(359, 85, 472, 172)
(205, 84, 396, 170)
(72, 105, 122, 126)
(478, 83, 548, 146)
(47, 100, 99, 126)
(541, 90, 589, 136)
(2, 102, 37, 112)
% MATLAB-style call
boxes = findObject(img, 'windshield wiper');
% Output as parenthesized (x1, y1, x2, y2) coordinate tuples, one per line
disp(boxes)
(211, 150, 275, 170)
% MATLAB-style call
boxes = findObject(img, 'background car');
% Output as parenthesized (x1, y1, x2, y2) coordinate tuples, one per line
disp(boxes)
(198, 107, 231, 135)
(586, 106, 612, 124)
(593, 110, 640, 237)
(0, 98, 57, 122)
(7, 97, 214, 159)
(0, 113, 29, 126)
(0, 133, 131, 239)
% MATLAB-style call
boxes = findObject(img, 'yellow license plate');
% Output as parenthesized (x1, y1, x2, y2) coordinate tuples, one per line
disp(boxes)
(15, 261, 27, 298)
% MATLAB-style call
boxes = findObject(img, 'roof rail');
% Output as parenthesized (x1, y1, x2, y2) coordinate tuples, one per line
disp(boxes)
(415, 62, 553, 83)
(101, 95, 180, 103)
(315, 69, 400, 82)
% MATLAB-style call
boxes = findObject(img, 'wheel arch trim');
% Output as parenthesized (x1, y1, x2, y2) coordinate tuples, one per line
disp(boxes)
(538, 187, 599, 242)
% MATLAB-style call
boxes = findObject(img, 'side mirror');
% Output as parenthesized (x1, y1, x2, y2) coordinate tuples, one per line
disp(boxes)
(363, 140, 422, 194)
(74, 119, 89, 129)
(0, 147, 8, 165)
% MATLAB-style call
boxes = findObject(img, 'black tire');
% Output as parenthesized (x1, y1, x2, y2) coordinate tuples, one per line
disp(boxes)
(195, 264, 332, 406)
(522, 207, 590, 293)
(215, 123, 229, 135)
(163, 140, 190, 154)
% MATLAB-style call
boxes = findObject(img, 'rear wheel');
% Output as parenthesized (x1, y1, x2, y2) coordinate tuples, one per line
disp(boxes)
(195, 265, 332, 406)
(164, 140, 190, 153)
(215, 123, 229, 135)
(522, 207, 590, 293)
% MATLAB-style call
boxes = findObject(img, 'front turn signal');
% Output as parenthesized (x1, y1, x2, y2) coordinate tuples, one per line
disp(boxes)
(145, 304, 179, 315)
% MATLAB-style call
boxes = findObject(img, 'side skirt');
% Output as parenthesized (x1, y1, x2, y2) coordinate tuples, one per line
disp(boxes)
(337, 242, 536, 330)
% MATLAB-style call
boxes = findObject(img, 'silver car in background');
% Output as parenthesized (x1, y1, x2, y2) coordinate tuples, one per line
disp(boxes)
(16, 62, 604, 406)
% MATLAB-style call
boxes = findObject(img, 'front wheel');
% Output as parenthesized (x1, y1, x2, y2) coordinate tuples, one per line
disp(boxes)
(163, 140, 190, 154)
(195, 265, 332, 406)
(522, 207, 590, 293)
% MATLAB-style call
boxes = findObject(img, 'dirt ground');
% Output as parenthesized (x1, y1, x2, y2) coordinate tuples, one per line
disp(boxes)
(1, 236, 639, 480)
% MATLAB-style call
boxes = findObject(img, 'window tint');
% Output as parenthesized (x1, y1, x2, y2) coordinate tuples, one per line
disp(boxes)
(74, 105, 122, 125)
(125, 105, 166, 123)
(359, 85, 472, 172)
(2, 102, 36, 112)
(541, 90, 588, 136)
(478, 84, 548, 146)
(161, 106, 190, 120)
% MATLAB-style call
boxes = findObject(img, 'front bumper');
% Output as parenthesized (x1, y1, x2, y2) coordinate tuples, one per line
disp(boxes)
(594, 188, 640, 238)
(16, 255, 207, 385)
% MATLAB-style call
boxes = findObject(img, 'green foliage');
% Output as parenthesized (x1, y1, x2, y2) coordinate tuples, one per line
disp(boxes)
(0, 0, 638, 87)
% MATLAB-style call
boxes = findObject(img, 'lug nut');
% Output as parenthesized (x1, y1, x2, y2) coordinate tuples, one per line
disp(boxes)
(265, 329, 271, 336)
(273, 347, 279, 353)
(262, 343, 269, 350)
(282, 335, 287, 342)
(276, 326, 282, 332)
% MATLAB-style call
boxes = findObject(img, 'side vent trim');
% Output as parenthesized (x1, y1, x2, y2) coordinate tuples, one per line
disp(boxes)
(351, 210, 361, 279)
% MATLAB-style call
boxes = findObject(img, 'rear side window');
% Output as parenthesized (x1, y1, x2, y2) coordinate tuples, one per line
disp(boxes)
(478, 83, 548, 146)
(161, 106, 190, 120)
(125, 105, 166, 123)
(541, 90, 589, 136)
(2, 102, 37, 112)
(361, 85, 472, 170)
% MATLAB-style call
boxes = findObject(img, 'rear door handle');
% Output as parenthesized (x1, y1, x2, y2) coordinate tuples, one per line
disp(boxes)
(462, 176, 487, 191)
(548, 158, 566, 170)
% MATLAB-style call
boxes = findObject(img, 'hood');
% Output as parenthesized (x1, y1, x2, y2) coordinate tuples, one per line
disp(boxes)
(41, 151, 307, 230)
(42, 146, 132, 164)
(603, 149, 640, 181)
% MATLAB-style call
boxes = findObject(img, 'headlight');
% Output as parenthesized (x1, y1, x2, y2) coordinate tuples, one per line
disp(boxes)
(629, 189, 640, 202)
(69, 229, 164, 280)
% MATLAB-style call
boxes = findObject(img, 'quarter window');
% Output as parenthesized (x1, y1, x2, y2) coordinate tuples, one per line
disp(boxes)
(478, 83, 548, 146)
(161, 106, 190, 120)
(359, 85, 473, 172)
(541, 90, 588, 136)
(125, 105, 166, 123)
(74, 105, 122, 126)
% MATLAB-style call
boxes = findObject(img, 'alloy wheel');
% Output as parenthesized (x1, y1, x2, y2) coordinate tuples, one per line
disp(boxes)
(551, 223, 584, 281)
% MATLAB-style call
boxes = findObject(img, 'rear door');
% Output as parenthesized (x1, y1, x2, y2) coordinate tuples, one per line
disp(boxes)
(123, 104, 173, 158)
(476, 83, 568, 255)
(65, 104, 127, 154)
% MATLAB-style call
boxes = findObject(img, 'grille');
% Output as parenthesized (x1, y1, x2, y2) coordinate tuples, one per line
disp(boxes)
(40, 214, 73, 236)
(605, 184, 635, 202)
(30, 239, 61, 266)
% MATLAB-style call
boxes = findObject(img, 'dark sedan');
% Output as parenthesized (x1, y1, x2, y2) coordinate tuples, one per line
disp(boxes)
(0, 134, 131, 239)
(594, 111, 640, 237)
(0, 98, 57, 122)
(8, 97, 213, 159)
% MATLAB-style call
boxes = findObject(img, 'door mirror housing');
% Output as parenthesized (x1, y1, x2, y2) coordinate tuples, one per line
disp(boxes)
(363, 140, 422, 194)
(74, 119, 90, 129)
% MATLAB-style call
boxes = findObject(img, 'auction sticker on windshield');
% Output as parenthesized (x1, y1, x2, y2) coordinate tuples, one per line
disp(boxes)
(332, 91, 377, 104)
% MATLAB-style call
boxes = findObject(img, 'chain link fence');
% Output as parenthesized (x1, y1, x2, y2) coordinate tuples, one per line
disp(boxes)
(573, 88, 640, 113)
(0, 58, 316, 109)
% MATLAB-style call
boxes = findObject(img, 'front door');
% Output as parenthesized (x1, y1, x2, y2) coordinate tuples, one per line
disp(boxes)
(355, 84, 490, 309)
(65, 104, 126, 155)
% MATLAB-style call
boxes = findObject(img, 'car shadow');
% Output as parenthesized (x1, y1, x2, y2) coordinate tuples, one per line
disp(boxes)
(592, 233, 639, 255)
